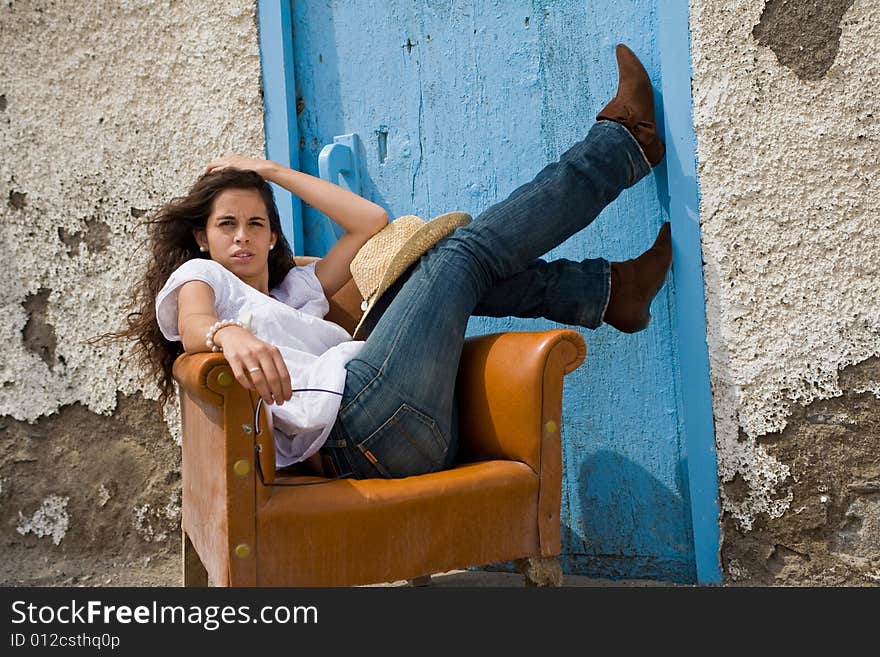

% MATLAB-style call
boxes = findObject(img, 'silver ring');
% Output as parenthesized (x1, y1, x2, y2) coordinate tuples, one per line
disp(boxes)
(247, 367, 262, 373)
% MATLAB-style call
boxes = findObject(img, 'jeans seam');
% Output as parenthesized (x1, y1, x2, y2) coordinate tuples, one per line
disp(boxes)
(371, 256, 448, 375)
(597, 119, 652, 177)
(330, 448, 354, 478)
(338, 359, 383, 415)
(399, 402, 447, 456)
(358, 403, 447, 477)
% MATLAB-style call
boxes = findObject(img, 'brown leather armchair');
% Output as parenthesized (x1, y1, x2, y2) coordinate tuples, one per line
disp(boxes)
(174, 256, 586, 587)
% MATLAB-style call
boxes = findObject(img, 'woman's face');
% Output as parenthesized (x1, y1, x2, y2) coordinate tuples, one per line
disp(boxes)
(194, 188, 277, 287)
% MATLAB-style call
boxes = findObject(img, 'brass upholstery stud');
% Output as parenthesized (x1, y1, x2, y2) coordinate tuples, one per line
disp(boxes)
(545, 420, 558, 433)
(233, 460, 250, 477)
(217, 371, 234, 387)
(234, 543, 251, 559)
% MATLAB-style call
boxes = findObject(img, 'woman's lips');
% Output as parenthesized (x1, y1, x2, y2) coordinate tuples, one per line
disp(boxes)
(232, 252, 255, 262)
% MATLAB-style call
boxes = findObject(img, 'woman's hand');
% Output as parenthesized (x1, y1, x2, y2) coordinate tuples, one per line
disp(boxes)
(204, 154, 275, 179)
(213, 325, 293, 406)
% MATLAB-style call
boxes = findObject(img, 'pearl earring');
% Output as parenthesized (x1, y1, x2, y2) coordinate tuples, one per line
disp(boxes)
(199, 246, 207, 252)
(269, 244, 275, 250)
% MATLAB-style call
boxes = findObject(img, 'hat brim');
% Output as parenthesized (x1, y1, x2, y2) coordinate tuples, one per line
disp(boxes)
(351, 211, 471, 340)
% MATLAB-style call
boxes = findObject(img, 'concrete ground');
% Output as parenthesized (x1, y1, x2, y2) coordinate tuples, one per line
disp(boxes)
(372, 569, 684, 587)
(0, 551, 685, 587)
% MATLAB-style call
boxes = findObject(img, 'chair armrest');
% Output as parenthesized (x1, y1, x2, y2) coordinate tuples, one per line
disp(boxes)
(456, 329, 585, 557)
(456, 329, 586, 472)
(173, 352, 269, 586)
(172, 351, 275, 471)
(173, 351, 228, 404)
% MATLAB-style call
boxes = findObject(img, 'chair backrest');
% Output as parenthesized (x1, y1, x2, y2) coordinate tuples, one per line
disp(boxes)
(292, 255, 364, 339)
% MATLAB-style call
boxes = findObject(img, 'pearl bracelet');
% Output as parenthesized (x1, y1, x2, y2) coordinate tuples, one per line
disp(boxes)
(206, 319, 246, 352)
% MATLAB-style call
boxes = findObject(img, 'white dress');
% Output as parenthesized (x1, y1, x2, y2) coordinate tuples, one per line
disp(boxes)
(155, 258, 364, 466)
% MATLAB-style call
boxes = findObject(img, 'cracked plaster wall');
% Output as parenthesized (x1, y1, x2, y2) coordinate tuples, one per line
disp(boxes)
(0, 0, 264, 584)
(4, 0, 877, 587)
(690, 0, 880, 583)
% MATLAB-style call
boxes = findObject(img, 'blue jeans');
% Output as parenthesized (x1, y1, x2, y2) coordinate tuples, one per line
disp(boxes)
(321, 120, 651, 479)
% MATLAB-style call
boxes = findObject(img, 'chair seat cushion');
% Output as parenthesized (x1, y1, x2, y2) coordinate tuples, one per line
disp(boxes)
(256, 460, 540, 586)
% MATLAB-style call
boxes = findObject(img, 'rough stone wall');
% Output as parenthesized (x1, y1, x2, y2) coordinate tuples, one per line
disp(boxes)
(690, 0, 880, 585)
(0, 0, 264, 585)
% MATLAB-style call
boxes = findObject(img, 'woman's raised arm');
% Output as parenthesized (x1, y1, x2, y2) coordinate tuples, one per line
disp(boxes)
(205, 154, 387, 234)
(205, 154, 388, 297)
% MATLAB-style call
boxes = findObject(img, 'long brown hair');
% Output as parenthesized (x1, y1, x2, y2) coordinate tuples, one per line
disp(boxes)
(108, 168, 294, 404)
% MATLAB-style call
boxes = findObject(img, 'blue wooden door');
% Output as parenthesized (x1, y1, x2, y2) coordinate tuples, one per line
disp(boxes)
(261, 0, 720, 583)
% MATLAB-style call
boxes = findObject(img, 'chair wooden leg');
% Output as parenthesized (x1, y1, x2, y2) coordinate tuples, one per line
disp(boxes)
(514, 556, 563, 587)
(407, 575, 432, 587)
(182, 528, 208, 587)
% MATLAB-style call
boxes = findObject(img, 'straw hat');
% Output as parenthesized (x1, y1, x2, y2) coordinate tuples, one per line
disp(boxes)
(350, 211, 472, 340)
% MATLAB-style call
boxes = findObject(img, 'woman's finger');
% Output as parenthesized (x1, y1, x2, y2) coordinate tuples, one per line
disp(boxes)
(205, 156, 232, 174)
(272, 350, 292, 402)
(222, 341, 284, 405)
(226, 358, 256, 392)
(256, 352, 287, 405)
(245, 363, 275, 406)
(229, 351, 270, 401)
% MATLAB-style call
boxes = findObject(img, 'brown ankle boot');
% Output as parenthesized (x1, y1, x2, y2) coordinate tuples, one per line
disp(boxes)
(603, 222, 672, 333)
(596, 44, 665, 167)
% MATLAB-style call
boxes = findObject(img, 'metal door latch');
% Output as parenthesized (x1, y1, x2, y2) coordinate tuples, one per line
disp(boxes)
(318, 133, 363, 238)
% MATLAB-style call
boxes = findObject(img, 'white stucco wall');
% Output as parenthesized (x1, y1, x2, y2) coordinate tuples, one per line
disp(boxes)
(0, 0, 265, 423)
(690, 0, 880, 529)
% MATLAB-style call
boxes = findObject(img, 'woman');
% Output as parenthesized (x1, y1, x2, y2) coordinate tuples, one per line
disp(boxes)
(126, 44, 673, 480)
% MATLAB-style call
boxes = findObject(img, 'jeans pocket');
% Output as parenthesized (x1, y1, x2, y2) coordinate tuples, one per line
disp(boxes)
(356, 403, 449, 479)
